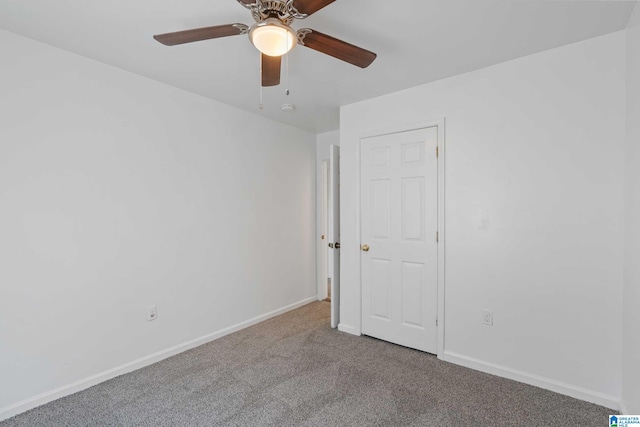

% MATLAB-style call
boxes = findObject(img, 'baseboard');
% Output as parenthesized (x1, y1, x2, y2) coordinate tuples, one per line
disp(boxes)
(619, 401, 629, 415)
(442, 351, 620, 411)
(337, 323, 358, 335)
(0, 296, 317, 422)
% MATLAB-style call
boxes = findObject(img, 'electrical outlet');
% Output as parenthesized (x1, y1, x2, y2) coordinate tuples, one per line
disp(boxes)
(147, 305, 158, 321)
(482, 309, 493, 326)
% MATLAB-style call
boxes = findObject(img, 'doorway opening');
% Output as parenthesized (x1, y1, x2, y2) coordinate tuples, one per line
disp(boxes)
(317, 145, 340, 329)
(319, 159, 330, 301)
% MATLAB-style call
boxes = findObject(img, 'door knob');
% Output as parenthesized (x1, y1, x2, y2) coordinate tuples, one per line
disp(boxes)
(328, 243, 334, 248)
(335, 242, 341, 249)
(361, 244, 370, 252)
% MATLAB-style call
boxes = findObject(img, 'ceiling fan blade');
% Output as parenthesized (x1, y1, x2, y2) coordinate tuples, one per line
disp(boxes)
(291, 0, 336, 16)
(297, 29, 377, 68)
(236, 0, 258, 8)
(261, 54, 281, 87)
(154, 24, 248, 46)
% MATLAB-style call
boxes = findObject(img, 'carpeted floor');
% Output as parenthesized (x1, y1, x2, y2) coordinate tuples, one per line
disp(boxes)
(2, 301, 614, 426)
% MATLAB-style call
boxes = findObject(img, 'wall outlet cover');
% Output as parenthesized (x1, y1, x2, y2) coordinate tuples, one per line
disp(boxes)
(482, 309, 493, 326)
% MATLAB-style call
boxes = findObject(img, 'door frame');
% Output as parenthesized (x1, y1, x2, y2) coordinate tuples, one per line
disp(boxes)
(317, 160, 330, 300)
(354, 118, 446, 358)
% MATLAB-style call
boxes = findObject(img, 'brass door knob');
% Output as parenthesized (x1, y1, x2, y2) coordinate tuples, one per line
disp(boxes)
(361, 244, 370, 252)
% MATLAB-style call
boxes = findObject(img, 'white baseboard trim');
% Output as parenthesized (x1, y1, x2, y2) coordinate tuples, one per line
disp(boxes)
(337, 323, 358, 335)
(0, 296, 317, 422)
(619, 401, 629, 415)
(442, 351, 620, 411)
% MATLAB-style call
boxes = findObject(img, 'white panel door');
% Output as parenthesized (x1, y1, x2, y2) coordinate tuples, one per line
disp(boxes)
(329, 145, 340, 329)
(360, 127, 438, 353)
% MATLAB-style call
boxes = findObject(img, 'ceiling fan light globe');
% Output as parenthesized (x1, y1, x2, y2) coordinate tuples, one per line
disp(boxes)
(249, 19, 296, 57)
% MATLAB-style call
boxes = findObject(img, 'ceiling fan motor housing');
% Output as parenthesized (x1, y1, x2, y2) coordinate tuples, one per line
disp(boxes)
(239, 0, 308, 24)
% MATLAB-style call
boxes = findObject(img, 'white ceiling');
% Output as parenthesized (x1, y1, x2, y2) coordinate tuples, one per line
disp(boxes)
(0, 0, 635, 133)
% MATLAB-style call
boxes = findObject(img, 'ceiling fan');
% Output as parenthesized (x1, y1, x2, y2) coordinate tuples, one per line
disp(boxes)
(154, 0, 377, 87)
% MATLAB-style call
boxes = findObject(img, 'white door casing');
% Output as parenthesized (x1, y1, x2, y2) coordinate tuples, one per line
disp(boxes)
(320, 160, 329, 300)
(329, 145, 340, 328)
(360, 127, 438, 353)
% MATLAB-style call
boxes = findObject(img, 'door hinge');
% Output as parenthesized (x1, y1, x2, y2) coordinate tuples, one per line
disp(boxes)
(436, 146, 439, 158)
(436, 317, 438, 326)
(436, 231, 439, 242)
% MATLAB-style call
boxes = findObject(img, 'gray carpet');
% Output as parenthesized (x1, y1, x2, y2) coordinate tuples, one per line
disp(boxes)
(2, 301, 615, 426)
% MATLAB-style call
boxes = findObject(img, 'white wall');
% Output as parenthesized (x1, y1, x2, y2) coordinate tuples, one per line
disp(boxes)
(0, 29, 316, 417)
(623, 2, 640, 415)
(315, 131, 340, 298)
(340, 32, 625, 407)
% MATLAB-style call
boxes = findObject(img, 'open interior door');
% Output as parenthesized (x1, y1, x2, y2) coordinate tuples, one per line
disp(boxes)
(328, 145, 340, 328)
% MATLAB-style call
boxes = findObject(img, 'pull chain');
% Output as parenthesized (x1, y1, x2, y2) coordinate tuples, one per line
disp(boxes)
(259, 52, 264, 109)
(285, 38, 290, 97)
(259, 84, 264, 110)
